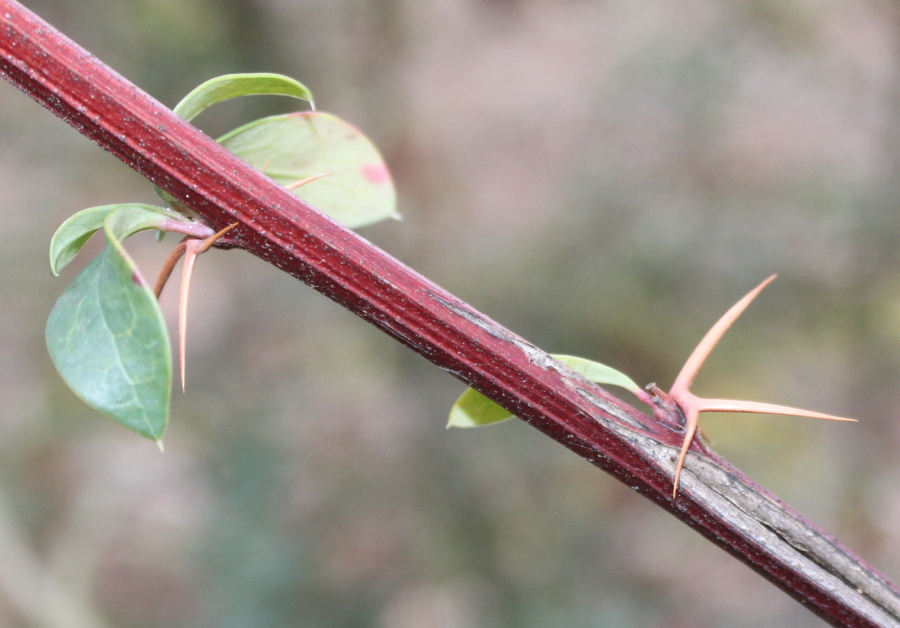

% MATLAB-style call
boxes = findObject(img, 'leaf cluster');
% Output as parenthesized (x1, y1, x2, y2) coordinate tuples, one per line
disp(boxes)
(46, 74, 398, 443)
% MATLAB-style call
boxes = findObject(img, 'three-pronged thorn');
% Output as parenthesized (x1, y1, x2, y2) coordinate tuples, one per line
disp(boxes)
(667, 275, 856, 498)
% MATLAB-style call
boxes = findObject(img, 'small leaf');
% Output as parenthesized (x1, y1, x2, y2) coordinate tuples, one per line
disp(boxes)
(50, 203, 183, 276)
(218, 112, 397, 228)
(46, 205, 176, 441)
(447, 354, 640, 428)
(448, 388, 516, 428)
(104, 204, 183, 242)
(172, 73, 314, 123)
(552, 354, 642, 395)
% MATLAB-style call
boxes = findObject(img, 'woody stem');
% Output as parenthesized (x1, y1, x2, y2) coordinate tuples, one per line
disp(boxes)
(1, 4, 896, 626)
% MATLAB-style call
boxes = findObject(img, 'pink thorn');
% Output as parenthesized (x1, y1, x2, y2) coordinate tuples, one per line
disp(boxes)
(697, 398, 855, 421)
(666, 274, 856, 499)
(178, 239, 202, 394)
(671, 391, 703, 497)
(285, 172, 330, 191)
(671, 275, 777, 395)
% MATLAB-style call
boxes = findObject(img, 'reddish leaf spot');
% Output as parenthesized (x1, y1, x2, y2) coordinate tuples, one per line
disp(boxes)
(132, 271, 147, 288)
(361, 163, 391, 185)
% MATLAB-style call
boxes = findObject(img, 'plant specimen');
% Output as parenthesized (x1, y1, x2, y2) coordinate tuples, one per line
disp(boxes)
(4, 5, 890, 619)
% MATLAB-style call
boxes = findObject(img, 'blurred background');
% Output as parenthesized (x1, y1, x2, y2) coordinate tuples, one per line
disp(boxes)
(1, 0, 899, 626)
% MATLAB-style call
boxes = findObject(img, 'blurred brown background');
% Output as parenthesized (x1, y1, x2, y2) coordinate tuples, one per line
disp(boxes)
(1, 0, 899, 626)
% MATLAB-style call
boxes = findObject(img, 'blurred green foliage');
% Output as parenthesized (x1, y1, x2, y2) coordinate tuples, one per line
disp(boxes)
(1, 0, 899, 626)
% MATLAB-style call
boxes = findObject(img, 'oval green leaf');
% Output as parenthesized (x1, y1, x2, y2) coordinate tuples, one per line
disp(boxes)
(50, 203, 183, 275)
(447, 354, 641, 428)
(46, 205, 176, 441)
(218, 112, 398, 228)
(173, 73, 314, 122)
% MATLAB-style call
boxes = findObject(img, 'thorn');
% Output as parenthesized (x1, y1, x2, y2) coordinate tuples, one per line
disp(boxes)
(179, 239, 202, 393)
(157, 439, 165, 453)
(671, 275, 777, 395)
(198, 222, 238, 254)
(697, 399, 856, 421)
(285, 172, 331, 191)
(176, 223, 238, 392)
(667, 275, 855, 498)
(154, 239, 188, 299)
(671, 394, 700, 498)
(260, 158, 272, 174)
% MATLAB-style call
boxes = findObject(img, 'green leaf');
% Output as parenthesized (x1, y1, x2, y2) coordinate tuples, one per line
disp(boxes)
(218, 112, 398, 228)
(552, 354, 642, 395)
(49, 203, 182, 275)
(46, 205, 176, 441)
(447, 388, 516, 428)
(172, 73, 314, 122)
(447, 354, 641, 428)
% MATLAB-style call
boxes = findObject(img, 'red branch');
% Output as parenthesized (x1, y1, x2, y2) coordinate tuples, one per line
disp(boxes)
(0, 2, 898, 626)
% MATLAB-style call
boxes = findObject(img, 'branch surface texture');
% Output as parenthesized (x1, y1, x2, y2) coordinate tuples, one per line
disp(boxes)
(0, 2, 897, 626)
